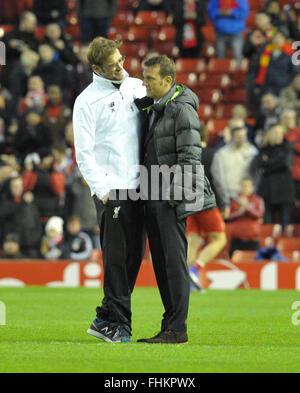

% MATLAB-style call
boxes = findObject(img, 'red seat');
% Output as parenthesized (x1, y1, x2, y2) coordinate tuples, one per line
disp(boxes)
(285, 224, 300, 237)
(152, 41, 179, 57)
(121, 42, 148, 57)
(176, 72, 199, 88)
(176, 58, 206, 73)
(135, 11, 167, 26)
(196, 89, 222, 105)
(206, 118, 229, 135)
(202, 26, 216, 43)
(215, 104, 236, 119)
(223, 88, 247, 104)
(231, 71, 247, 88)
(197, 104, 213, 120)
(248, 0, 265, 11)
(124, 56, 142, 77)
(277, 237, 300, 252)
(201, 43, 216, 58)
(111, 11, 135, 26)
(156, 25, 176, 41)
(118, 0, 136, 10)
(108, 26, 128, 40)
(198, 73, 231, 90)
(125, 26, 152, 42)
(207, 58, 239, 74)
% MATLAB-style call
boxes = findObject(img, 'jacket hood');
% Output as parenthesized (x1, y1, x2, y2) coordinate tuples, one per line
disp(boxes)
(152, 84, 199, 114)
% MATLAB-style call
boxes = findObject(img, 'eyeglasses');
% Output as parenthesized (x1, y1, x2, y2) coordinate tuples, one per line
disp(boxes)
(100, 55, 126, 71)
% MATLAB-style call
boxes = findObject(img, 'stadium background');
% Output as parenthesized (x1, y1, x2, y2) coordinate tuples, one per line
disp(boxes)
(0, 0, 300, 289)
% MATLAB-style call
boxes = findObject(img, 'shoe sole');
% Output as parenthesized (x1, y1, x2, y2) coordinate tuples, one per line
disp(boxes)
(87, 328, 113, 343)
(137, 340, 189, 344)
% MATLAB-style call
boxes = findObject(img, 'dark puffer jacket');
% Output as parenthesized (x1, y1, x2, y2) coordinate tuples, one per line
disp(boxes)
(135, 84, 216, 220)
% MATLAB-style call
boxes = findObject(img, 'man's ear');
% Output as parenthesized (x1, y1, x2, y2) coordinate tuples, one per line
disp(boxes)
(165, 75, 173, 86)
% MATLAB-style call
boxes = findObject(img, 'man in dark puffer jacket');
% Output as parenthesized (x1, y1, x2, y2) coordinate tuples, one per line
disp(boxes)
(135, 55, 216, 344)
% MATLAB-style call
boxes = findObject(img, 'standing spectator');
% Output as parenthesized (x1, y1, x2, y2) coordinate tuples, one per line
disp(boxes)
(263, 0, 300, 40)
(229, 177, 265, 257)
(135, 0, 170, 13)
(63, 216, 94, 261)
(243, 11, 275, 111)
(22, 149, 66, 220)
(13, 110, 52, 161)
(40, 216, 65, 260)
(280, 73, 300, 127)
(215, 118, 258, 198)
(0, 234, 25, 259)
(207, 0, 249, 66)
(281, 109, 300, 204)
(43, 85, 72, 145)
(73, 45, 93, 98)
(18, 75, 48, 116)
(253, 29, 297, 101)
(77, 0, 118, 44)
(43, 23, 78, 66)
(254, 92, 281, 146)
(254, 124, 295, 230)
(33, 0, 68, 27)
(0, 0, 33, 25)
(34, 43, 72, 100)
(9, 50, 40, 104)
(0, 176, 42, 256)
(172, 0, 206, 58)
(2, 11, 38, 83)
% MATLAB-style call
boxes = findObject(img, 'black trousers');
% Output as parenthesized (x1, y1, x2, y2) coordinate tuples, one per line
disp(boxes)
(145, 200, 189, 332)
(93, 193, 145, 334)
(229, 237, 260, 258)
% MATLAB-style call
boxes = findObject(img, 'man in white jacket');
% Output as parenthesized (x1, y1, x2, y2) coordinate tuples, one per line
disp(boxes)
(73, 37, 146, 343)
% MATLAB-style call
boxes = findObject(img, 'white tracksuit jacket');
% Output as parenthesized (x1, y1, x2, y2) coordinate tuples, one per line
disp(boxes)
(73, 72, 146, 200)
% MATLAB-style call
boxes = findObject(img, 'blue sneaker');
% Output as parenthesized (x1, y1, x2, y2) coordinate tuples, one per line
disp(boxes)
(189, 266, 202, 291)
(87, 319, 132, 343)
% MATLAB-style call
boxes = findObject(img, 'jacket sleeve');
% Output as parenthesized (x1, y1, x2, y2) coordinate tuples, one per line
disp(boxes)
(210, 153, 230, 209)
(73, 98, 110, 200)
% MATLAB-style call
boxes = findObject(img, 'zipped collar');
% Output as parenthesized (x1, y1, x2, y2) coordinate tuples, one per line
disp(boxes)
(142, 84, 183, 115)
(93, 70, 129, 89)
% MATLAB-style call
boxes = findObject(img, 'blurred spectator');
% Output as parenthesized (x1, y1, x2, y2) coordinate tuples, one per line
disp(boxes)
(0, 83, 14, 153)
(254, 124, 295, 229)
(34, 43, 72, 100)
(280, 73, 300, 126)
(43, 23, 78, 66)
(263, 0, 300, 40)
(207, 0, 249, 66)
(73, 45, 93, 98)
(22, 149, 66, 220)
(64, 121, 77, 166)
(136, 0, 170, 13)
(253, 29, 297, 102)
(2, 11, 38, 69)
(243, 11, 275, 111)
(77, 0, 118, 44)
(52, 143, 73, 176)
(33, 0, 68, 27)
(63, 216, 93, 261)
(281, 109, 300, 204)
(172, 0, 206, 58)
(0, 234, 25, 259)
(9, 50, 40, 104)
(0, 0, 33, 25)
(254, 92, 281, 146)
(13, 110, 52, 161)
(0, 176, 42, 256)
(18, 75, 48, 116)
(0, 163, 16, 198)
(215, 118, 258, 198)
(229, 177, 265, 257)
(43, 85, 72, 145)
(40, 216, 65, 260)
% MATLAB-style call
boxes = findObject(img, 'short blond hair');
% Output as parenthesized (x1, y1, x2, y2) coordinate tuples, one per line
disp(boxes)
(87, 37, 122, 66)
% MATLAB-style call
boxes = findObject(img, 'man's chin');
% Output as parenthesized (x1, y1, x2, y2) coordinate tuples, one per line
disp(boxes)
(114, 71, 124, 80)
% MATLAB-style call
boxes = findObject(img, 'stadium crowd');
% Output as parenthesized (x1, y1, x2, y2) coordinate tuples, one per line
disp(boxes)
(0, 0, 300, 261)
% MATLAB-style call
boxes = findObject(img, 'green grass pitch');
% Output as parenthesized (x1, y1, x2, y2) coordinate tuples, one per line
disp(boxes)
(0, 287, 300, 373)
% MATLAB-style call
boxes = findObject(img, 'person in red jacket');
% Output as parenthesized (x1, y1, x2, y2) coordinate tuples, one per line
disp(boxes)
(281, 109, 300, 205)
(229, 177, 265, 257)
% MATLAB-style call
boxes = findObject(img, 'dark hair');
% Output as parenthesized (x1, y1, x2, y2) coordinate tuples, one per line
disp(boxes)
(144, 55, 176, 83)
